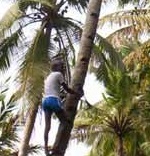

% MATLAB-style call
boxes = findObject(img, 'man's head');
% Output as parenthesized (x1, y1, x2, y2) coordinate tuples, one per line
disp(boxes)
(51, 59, 64, 73)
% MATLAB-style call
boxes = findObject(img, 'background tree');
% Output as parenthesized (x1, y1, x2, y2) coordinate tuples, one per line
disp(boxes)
(98, 2, 150, 58)
(71, 1, 150, 156)
(73, 62, 150, 156)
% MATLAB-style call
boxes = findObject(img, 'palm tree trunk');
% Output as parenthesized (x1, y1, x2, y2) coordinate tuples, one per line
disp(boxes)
(52, 0, 102, 155)
(18, 22, 52, 156)
(18, 104, 38, 156)
(117, 136, 124, 156)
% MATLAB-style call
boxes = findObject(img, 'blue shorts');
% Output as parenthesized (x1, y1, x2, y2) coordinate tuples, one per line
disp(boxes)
(42, 96, 62, 112)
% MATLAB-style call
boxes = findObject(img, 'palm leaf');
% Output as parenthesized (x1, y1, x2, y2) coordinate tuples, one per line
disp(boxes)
(0, 28, 23, 70)
(88, 133, 115, 156)
(89, 34, 125, 85)
(0, 2, 24, 38)
(106, 25, 141, 50)
(27, 144, 42, 155)
(67, 0, 89, 12)
(118, 0, 141, 6)
(54, 22, 81, 64)
(0, 96, 16, 122)
(141, 142, 150, 155)
(18, 0, 53, 11)
(95, 34, 125, 70)
(17, 22, 50, 108)
(98, 8, 150, 33)
(0, 0, 53, 38)
(0, 90, 19, 152)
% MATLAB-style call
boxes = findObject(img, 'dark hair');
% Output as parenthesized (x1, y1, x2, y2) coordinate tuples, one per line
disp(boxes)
(51, 60, 64, 72)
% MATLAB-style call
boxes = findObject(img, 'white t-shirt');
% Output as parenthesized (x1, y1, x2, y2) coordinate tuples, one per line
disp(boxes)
(44, 71, 64, 98)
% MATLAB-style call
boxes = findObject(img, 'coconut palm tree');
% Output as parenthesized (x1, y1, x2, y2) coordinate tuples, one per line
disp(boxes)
(73, 62, 150, 156)
(0, 0, 89, 156)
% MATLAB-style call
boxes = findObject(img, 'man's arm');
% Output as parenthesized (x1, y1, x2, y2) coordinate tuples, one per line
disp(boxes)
(61, 82, 83, 97)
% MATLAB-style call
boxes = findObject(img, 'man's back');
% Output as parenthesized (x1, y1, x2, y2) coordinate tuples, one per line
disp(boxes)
(44, 71, 64, 98)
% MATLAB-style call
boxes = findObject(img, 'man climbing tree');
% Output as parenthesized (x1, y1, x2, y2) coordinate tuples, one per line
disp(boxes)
(51, 1, 102, 156)
(42, 60, 83, 156)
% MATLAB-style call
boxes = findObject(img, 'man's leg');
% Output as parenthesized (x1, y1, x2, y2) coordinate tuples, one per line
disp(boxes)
(44, 110, 52, 155)
(55, 109, 70, 124)
(50, 109, 71, 155)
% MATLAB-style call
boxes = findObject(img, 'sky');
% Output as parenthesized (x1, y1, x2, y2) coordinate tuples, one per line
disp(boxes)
(0, 0, 121, 156)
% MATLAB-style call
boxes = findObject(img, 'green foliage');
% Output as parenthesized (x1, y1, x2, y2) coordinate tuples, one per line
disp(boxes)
(18, 0, 53, 12)
(98, 8, 150, 54)
(0, 88, 43, 155)
(0, 90, 19, 156)
(0, 29, 22, 71)
(104, 67, 133, 109)
(0, 0, 86, 112)
(0, 2, 24, 37)
(67, 0, 89, 12)
(118, 0, 140, 6)
(73, 62, 150, 155)
(89, 35, 125, 88)
(17, 22, 50, 107)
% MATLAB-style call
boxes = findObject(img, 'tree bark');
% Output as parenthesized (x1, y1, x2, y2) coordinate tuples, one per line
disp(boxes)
(52, 0, 102, 155)
(117, 136, 124, 156)
(18, 104, 38, 156)
(18, 22, 52, 156)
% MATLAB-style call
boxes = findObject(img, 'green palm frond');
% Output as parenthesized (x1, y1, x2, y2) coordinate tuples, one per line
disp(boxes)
(118, 0, 141, 6)
(98, 8, 150, 33)
(141, 142, 150, 155)
(88, 133, 115, 156)
(106, 25, 142, 51)
(103, 67, 133, 108)
(73, 104, 103, 141)
(18, 0, 53, 11)
(0, 28, 23, 70)
(90, 34, 125, 74)
(0, 95, 16, 122)
(89, 34, 125, 86)
(17, 22, 50, 106)
(0, 117, 19, 148)
(123, 131, 145, 156)
(73, 102, 117, 143)
(0, 2, 24, 37)
(73, 65, 137, 155)
(27, 144, 42, 155)
(0, 90, 42, 155)
(67, 0, 89, 12)
(0, 90, 19, 152)
(55, 23, 81, 64)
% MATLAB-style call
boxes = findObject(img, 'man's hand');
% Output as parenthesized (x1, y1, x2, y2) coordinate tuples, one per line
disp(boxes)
(73, 86, 84, 98)
(75, 88, 84, 98)
(61, 82, 84, 98)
